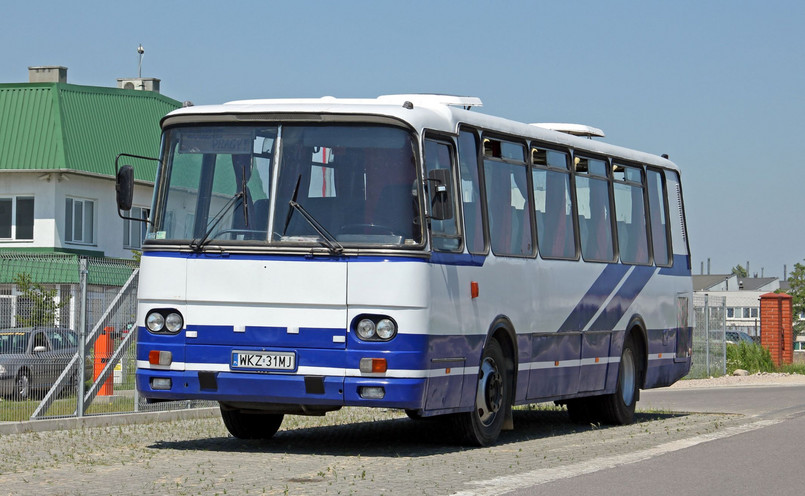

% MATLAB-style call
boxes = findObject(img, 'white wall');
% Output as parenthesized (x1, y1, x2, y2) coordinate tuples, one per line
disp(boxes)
(1, 171, 154, 259)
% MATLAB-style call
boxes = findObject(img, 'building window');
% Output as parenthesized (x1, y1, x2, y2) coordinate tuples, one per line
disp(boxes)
(0, 197, 34, 240)
(123, 207, 150, 249)
(65, 198, 95, 244)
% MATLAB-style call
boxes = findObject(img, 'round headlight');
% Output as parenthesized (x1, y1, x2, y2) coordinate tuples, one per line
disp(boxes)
(165, 312, 184, 333)
(356, 319, 376, 340)
(376, 319, 396, 340)
(146, 312, 165, 332)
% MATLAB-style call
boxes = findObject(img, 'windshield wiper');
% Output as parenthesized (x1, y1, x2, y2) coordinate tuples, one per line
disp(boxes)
(282, 175, 303, 236)
(190, 192, 244, 252)
(287, 200, 344, 255)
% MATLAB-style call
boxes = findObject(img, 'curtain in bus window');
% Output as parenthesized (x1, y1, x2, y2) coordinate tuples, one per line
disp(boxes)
(458, 131, 484, 254)
(614, 182, 649, 264)
(533, 169, 575, 259)
(576, 176, 614, 261)
(484, 160, 532, 256)
(646, 169, 669, 265)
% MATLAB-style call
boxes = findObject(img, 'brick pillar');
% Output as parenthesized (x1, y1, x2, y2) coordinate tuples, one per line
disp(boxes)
(760, 292, 794, 367)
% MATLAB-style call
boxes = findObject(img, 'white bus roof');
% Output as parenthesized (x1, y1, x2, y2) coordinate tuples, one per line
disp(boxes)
(164, 94, 678, 171)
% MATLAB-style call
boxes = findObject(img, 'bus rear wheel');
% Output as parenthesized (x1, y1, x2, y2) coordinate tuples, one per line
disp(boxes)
(599, 333, 639, 425)
(454, 338, 509, 446)
(219, 404, 284, 440)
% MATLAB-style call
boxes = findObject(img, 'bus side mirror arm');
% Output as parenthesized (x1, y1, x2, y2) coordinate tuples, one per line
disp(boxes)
(115, 153, 160, 223)
(427, 168, 453, 221)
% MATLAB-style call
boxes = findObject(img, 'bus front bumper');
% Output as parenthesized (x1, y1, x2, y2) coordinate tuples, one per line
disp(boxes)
(135, 369, 427, 410)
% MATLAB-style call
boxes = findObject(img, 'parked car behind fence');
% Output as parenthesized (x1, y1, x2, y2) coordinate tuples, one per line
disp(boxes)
(0, 327, 84, 400)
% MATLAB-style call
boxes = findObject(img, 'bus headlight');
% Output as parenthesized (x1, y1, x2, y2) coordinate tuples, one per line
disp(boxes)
(165, 312, 184, 333)
(376, 319, 396, 340)
(353, 315, 398, 341)
(146, 309, 184, 334)
(356, 319, 376, 340)
(146, 312, 165, 332)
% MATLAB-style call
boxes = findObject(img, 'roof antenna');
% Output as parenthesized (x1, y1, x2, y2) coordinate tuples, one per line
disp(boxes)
(137, 44, 145, 78)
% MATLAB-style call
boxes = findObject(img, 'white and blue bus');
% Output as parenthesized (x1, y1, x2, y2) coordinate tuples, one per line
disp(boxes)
(116, 94, 692, 446)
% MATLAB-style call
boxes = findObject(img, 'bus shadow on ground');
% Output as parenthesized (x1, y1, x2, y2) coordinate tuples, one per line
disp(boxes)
(148, 409, 687, 457)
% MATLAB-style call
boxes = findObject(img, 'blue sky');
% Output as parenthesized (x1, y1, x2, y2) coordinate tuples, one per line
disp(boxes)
(2, 1, 803, 277)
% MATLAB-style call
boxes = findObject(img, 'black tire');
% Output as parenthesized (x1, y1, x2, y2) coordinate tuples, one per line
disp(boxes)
(454, 338, 510, 446)
(220, 405, 284, 440)
(599, 333, 640, 425)
(15, 369, 31, 401)
(405, 409, 425, 420)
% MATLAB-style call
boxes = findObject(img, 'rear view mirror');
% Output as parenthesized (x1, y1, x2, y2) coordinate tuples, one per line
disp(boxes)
(116, 165, 134, 211)
(428, 168, 453, 221)
(114, 153, 159, 223)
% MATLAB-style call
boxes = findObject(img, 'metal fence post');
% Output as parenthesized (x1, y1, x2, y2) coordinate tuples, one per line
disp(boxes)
(77, 257, 88, 417)
(705, 293, 710, 376)
(722, 297, 727, 375)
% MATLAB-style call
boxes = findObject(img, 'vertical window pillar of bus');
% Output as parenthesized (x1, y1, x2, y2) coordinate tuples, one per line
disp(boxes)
(265, 127, 284, 241)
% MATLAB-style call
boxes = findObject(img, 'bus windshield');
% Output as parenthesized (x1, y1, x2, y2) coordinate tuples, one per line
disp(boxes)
(150, 124, 422, 248)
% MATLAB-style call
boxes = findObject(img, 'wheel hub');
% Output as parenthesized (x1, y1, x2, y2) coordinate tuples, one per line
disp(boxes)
(476, 357, 503, 425)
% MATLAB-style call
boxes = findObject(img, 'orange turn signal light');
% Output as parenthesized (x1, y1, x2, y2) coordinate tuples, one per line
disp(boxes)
(359, 357, 387, 373)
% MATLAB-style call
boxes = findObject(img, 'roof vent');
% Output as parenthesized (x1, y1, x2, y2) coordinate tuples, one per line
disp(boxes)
(378, 94, 483, 110)
(28, 66, 67, 83)
(530, 123, 605, 138)
(117, 77, 161, 93)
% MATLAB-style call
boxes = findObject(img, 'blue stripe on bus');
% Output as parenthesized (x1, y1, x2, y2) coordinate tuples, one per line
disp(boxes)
(659, 255, 691, 276)
(144, 250, 485, 267)
(588, 266, 657, 331)
(143, 250, 689, 275)
(429, 252, 487, 266)
(557, 264, 630, 332)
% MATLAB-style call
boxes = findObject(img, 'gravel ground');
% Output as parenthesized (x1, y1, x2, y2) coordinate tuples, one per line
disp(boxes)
(670, 372, 805, 389)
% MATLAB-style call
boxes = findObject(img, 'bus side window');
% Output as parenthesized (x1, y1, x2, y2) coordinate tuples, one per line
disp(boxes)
(424, 138, 462, 252)
(646, 168, 670, 266)
(612, 163, 649, 265)
(458, 130, 485, 254)
(483, 138, 533, 257)
(575, 156, 615, 262)
(532, 147, 576, 259)
(665, 169, 688, 263)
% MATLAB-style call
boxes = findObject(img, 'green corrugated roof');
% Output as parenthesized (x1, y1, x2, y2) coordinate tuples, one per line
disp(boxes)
(0, 252, 136, 286)
(0, 82, 180, 182)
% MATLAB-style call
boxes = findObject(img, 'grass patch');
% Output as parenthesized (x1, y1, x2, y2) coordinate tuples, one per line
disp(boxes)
(0, 388, 138, 422)
(779, 362, 805, 375)
(726, 342, 779, 374)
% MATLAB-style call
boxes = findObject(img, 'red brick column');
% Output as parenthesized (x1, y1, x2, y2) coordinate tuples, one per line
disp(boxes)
(760, 292, 794, 367)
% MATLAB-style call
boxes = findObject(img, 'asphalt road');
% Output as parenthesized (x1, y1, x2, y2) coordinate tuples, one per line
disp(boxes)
(0, 383, 803, 495)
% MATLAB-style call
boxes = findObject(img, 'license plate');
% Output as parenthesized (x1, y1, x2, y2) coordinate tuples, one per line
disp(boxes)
(231, 351, 296, 371)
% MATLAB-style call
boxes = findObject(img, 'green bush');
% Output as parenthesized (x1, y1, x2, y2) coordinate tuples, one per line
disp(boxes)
(726, 342, 776, 374)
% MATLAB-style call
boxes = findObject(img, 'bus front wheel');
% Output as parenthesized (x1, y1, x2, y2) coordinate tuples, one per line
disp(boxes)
(220, 404, 284, 440)
(454, 338, 509, 446)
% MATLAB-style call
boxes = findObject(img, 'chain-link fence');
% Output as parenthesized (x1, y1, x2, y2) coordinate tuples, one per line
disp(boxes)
(690, 293, 727, 378)
(0, 252, 213, 423)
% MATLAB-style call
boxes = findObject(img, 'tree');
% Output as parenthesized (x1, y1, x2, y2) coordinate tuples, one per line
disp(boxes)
(731, 264, 748, 278)
(13, 272, 71, 327)
(785, 262, 805, 335)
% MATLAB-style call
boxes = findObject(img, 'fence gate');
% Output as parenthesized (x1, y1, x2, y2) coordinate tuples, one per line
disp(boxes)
(0, 253, 212, 423)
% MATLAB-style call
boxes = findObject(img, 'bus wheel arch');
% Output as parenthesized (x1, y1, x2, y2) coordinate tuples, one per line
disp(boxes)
(454, 316, 517, 446)
(487, 315, 518, 404)
(625, 315, 648, 390)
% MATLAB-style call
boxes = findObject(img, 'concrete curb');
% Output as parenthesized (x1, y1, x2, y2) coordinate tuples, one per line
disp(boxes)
(0, 407, 220, 436)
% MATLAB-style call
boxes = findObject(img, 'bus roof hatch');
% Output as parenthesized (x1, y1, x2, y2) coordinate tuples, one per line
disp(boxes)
(530, 123, 605, 138)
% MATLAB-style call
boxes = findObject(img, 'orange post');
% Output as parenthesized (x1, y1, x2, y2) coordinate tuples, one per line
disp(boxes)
(94, 327, 114, 396)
